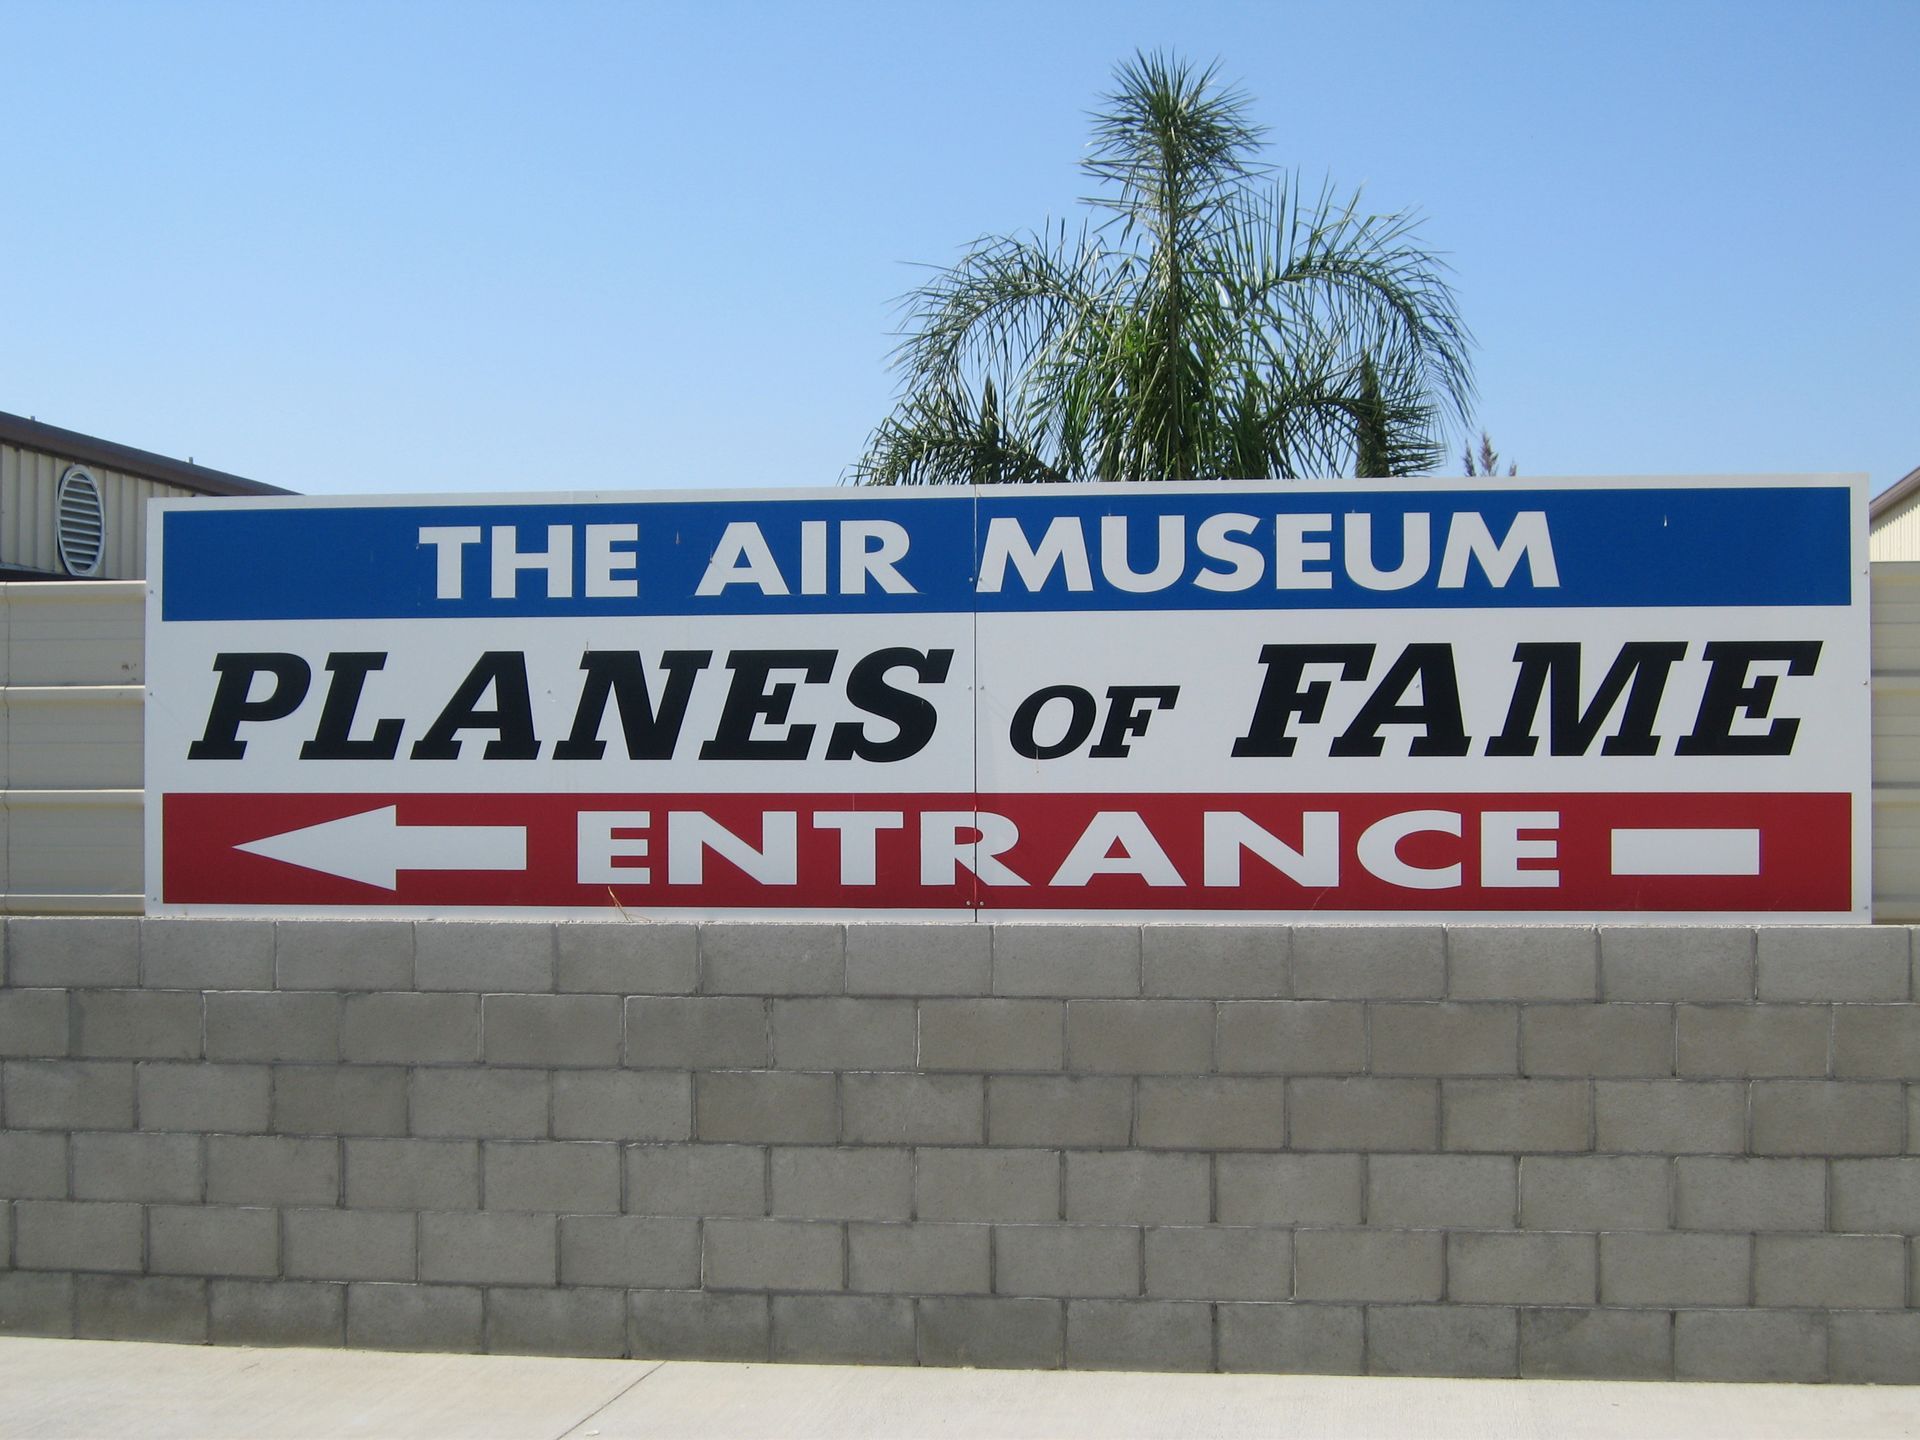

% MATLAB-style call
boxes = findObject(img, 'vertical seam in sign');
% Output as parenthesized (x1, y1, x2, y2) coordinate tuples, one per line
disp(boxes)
(969, 489, 982, 922)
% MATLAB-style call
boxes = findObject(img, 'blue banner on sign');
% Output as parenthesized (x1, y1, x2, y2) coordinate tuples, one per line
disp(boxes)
(158, 484, 1850, 622)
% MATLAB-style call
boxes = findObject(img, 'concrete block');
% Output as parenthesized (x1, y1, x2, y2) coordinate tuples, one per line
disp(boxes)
(1594, 1080, 1745, 1154)
(1067, 1000, 1212, 1074)
(845, 923, 990, 997)
(345, 1137, 482, 1211)
(1065, 1151, 1208, 1224)
(1291, 1078, 1437, 1152)
(209, 1136, 337, 1205)
(696, 1070, 837, 1144)
(5, 1059, 133, 1130)
(1215, 1001, 1364, 1075)
(348, 1282, 484, 1352)
(986, 1076, 1131, 1147)
(140, 918, 273, 990)
(70, 989, 201, 1060)
(1368, 1304, 1518, 1378)
(992, 925, 1140, 998)
(704, 1218, 843, 1291)
(1145, 1225, 1290, 1300)
(273, 1064, 408, 1137)
(1521, 1004, 1672, 1078)
(210, 1279, 345, 1347)
(1446, 927, 1595, 1001)
(340, 993, 480, 1065)
(1519, 1307, 1671, 1380)
(917, 1295, 1063, 1369)
(558, 1214, 700, 1288)
(848, 1221, 991, 1294)
(1136, 1077, 1286, 1150)
(1368, 1155, 1515, 1228)
(841, 1073, 981, 1145)
(1675, 1157, 1825, 1231)
(1370, 1003, 1516, 1076)
(486, 1286, 626, 1357)
(1448, 1231, 1595, 1305)
(771, 997, 916, 1070)
(410, 1068, 549, 1139)
(149, 1204, 279, 1277)
(74, 1275, 207, 1344)
(71, 1132, 200, 1203)
(482, 993, 621, 1068)
(1829, 1311, 1920, 1384)
(1216, 1154, 1363, 1226)
(1600, 927, 1752, 1001)
(993, 1224, 1140, 1298)
(700, 922, 843, 995)
(555, 921, 696, 994)
(629, 1290, 769, 1361)
(274, 920, 412, 990)
(483, 1140, 620, 1213)
(1755, 1234, 1906, 1308)
(414, 922, 553, 992)
(1294, 1230, 1443, 1302)
(0, 1132, 67, 1199)
(1834, 1004, 1920, 1078)
(205, 992, 338, 1063)
(15, 1200, 142, 1272)
(1678, 1005, 1830, 1078)
(0, 1273, 74, 1336)
(626, 1143, 765, 1217)
(0, 989, 68, 1057)
(771, 1294, 915, 1365)
(1292, 924, 1445, 1001)
(552, 1069, 691, 1142)
(1066, 1298, 1212, 1371)
(918, 999, 1063, 1072)
(7, 918, 138, 988)
(418, 1212, 556, 1285)
(1833, 1158, 1920, 1233)
(1675, 1309, 1825, 1382)
(770, 1146, 912, 1221)
(137, 1061, 268, 1133)
(1142, 925, 1288, 998)
(915, 1147, 1058, 1222)
(1218, 1302, 1365, 1374)
(1599, 1232, 1748, 1307)
(625, 996, 767, 1069)
(1442, 1079, 1588, 1153)
(284, 1208, 416, 1281)
(1752, 1080, 1904, 1155)
(1758, 926, 1909, 1003)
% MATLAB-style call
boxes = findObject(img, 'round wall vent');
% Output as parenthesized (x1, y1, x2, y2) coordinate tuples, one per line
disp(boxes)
(55, 466, 106, 577)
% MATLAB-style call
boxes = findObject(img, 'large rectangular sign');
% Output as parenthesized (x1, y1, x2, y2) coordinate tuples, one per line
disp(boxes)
(146, 476, 1870, 919)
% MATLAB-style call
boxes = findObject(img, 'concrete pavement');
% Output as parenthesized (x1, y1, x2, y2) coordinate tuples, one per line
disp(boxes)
(4, 1339, 1920, 1439)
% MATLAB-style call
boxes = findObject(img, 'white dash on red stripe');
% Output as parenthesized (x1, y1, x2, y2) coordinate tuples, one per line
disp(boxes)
(1610, 828, 1761, 877)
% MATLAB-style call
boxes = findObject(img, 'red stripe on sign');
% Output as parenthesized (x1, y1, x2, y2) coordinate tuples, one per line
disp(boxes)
(160, 792, 1851, 913)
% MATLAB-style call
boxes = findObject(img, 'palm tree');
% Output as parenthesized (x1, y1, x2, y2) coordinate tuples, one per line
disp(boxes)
(849, 52, 1474, 485)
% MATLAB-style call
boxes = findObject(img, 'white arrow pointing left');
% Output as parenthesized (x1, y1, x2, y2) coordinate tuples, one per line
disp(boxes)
(236, 806, 528, 890)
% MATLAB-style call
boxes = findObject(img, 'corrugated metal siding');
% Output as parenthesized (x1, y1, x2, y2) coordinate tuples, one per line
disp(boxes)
(1870, 495, 1920, 562)
(7, 570, 1920, 918)
(1, 440, 189, 579)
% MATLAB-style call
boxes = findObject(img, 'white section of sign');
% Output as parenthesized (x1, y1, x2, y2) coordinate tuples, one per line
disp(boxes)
(1610, 828, 1761, 876)
(236, 806, 528, 889)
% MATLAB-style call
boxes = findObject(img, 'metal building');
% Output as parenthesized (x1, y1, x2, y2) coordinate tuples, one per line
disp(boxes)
(0, 410, 288, 581)
(1870, 462, 1920, 561)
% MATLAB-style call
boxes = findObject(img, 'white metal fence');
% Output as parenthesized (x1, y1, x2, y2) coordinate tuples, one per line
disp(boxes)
(7, 570, 1917, 918)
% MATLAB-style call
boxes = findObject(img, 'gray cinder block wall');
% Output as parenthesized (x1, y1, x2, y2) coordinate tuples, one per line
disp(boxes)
(2, 917, 1918, 1383)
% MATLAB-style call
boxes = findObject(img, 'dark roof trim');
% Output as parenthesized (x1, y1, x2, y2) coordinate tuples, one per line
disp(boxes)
(1872, 464, 1920, 523)
(0, 410, 292, 497)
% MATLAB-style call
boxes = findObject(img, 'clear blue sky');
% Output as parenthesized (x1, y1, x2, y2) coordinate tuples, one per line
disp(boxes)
(3, 0, 1914, 496)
